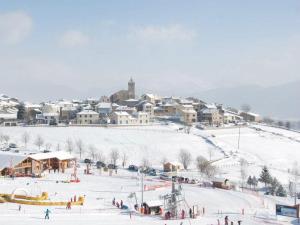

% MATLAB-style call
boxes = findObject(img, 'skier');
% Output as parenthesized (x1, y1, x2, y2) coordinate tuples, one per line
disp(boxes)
(74, 195, 77, 202)
(120, 200, 123, 208)
(225, 216, 229, 225)
(238, 220, 242, 225)
(44, 208, 51, 219)
(189, 208, 193, 218)
(181, 209, 185, 219)
(116, 202, 120, 208)
(112, 197, 116, 205)
(18, 205, 21, 211)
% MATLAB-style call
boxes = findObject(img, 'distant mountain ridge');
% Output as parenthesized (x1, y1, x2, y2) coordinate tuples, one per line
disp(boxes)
(196, 80, 300, 119)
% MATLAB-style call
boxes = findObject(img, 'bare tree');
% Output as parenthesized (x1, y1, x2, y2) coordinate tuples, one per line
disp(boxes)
(109, 149, 119, 166)
(45, 143, 52, 151)
(89, 144, 97, 161)
(207, 148, 214, 161)
(196, 156, 209, 173)
(3, 134, 10, 146)
(76, 139, 85, 159)
(195, 155, 217, 179)
(178, 149, 192, 170)
(291, 161, 300, 204)
(96, 150, 106, 162)
(22, 132, 30, 149)
(35, 135, 44, 151)
(141, 157, 151, 168)
(65, 138, 74, 153)
(0, 133, 4, 144)
(240, 158, 248, 189)
(121, 151, 128, 168)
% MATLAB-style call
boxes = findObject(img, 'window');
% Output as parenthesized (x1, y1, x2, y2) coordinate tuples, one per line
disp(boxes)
(140, 120, 142, 124)
(85, 115, 87, 118)
(90, 115, 92, 118)
(126, 120, 128, 124)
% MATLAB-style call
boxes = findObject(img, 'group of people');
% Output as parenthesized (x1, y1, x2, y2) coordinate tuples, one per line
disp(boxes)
(112, 197, 124, 209)
(222, 216, 242, 225)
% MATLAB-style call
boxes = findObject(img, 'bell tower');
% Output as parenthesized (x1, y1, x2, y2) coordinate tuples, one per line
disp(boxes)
(128, 77, 135, 99)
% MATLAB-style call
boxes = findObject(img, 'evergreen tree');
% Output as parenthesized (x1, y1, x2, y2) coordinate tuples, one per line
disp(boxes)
(259, 166, 272, 187)
(17, 103, 26, 121)
(252, 176, 258, 190)
(247, 176, 253, 189)
(276, 184, 287, 197)
(270, 177, 279, 195)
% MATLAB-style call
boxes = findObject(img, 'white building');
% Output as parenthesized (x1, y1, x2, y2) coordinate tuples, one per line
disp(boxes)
(111, 111, 149, 125)
(76, 110, 99, 125)
(177, 105, 197, 125)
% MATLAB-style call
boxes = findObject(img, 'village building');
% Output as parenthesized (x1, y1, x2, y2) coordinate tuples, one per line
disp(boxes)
(198, 104, 223, 126)
(163, 162, 182, 172)
(177, 104, 197, 125)
(136, 101, 154, 119)
(110, 78, 135, 104)
(110, 111, 149, 125)
(96, 102, 112, 117)
(76, 110, 99, 125)
(114, 105, 137, 114)
(0, 152, 75, 176)
(239, 111, 262, 122)
(99, 96, 110, 103)
(132, 111, 149, 124)
(0, 108, 18, 126)
(111, 111, 132, 125)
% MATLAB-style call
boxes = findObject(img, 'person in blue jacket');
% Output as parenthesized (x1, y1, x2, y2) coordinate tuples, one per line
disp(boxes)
(45, 208, 51, 219)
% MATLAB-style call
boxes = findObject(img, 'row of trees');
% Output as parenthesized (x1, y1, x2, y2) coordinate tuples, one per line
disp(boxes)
(0, 132, 130, 167)
(258, 166, 287, 197)
(178, 149, 217, 178)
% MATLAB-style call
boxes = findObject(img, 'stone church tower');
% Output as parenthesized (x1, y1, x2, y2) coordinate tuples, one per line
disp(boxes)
(128, 77, 135, 99)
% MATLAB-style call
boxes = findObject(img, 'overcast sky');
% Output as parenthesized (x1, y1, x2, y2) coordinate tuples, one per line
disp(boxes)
(0, 0, 300, 101)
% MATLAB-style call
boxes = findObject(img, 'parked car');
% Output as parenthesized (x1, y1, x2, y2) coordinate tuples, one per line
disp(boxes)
(43, 150, 51, 153)
(160, 174, 171, 181)
(128, 165, 139, 172)
(96, 161, 106, 169)
(9, 143, 17, 148)
(148, 169, 157, 176)
(84, 158, 93, 164)
(2, 147, 10, 152)
(107, 164, 117, 169)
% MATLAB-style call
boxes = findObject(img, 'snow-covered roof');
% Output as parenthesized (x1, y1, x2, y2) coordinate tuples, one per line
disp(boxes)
(29, 151, 75, 161)
(0, 111, 17, 119)
(144, 200, 163, 207)
(24, 102, 41, 108)
(113, 111, 130, 116)
(96, 102, 112, 108)
(205, 104, 217, 109)
(43, 112, 59, 117)
(0, 152, 27, 170)
(77, 110, 98, 115)
(125, 99, 139, 102)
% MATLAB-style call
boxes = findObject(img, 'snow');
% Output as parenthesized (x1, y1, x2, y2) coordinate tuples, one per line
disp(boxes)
(29, 151, 75, 161)
(0, 123, 299, 224)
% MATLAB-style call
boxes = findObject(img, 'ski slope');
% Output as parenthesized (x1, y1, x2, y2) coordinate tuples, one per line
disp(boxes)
(0, 123, 300, 224)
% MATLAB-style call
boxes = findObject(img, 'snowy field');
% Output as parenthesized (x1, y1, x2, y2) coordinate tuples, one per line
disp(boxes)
(0, 123, 300, 224)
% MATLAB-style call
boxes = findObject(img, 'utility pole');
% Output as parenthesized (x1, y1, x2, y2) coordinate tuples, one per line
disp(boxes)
(141, 172, 144, 207)
(238, 126, 241, 149)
